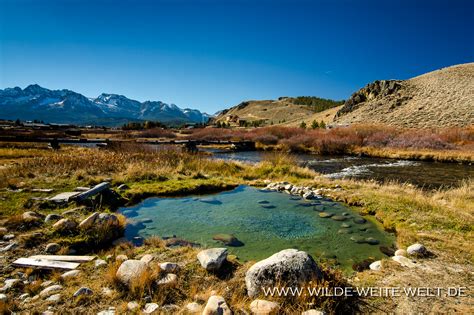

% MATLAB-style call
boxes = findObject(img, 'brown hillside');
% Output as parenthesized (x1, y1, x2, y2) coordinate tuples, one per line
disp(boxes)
(215, 98, 317, 126)
(335, 63, 474, 128)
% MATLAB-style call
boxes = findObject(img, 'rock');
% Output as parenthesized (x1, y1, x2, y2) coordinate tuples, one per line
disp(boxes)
(97, 307, 116, 315)
(185, 302, 202, 313)
(162, 304, 180, 312)
(143, 303, 159, 314)
(369, 261, 382, 271)
(212, 234, 244, 247)
(407, 243, 427, 257)
(115, 254, 128, 263)
(341, 223, 351, 228)
(1, 279, 20, 292)
(258, 200, 270, 204)
(0, 227, 7, 235)
(73, 287, 93, 298)
(302, 309, 326, 315)
(44, 214, 62, 223)
(0, 242, 18, 252)
(101, 287, 114, 298)
(127, 301, 140, 311)
(3, 234, 15, 241)
(140, 254, 155, 264)
(245, 249, 322, 297)
(197, 248, 228, 272)
(379, 246, 396, 257)
(45, 293, 61, 303)
(394, 249, 407, 257)
(116, 260, 149, 287)
(95, 259, 108, 268)
(350, 236, 366, 244)
(18, 293, 30, 300)
(117, 184, 129, 191)
(39, 284, 63, 298)
(22, 211, 43, 221)
(364, 237, 380, 245)
(0, 293, 6, 302)
(337, 229, 352, 234)
(250, 299, 280, 314)
(52, 218, 77, 231)
(41, 280, 55, 288)
(331, 215, 347, 221)
(392, 255, 417, 268)
(353, 217, 367, 224)
(45, 243, 60, 254)
(61, 270, 81, 279)
(78, 212, 99, 230)
(202, 295, 231, 315)
(159, 262, 179, 273)
(156, 273, 177, 287)
(319, 212, 333, 218)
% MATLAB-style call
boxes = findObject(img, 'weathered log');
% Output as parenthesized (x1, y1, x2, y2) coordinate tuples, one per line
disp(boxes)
(74, 182, 110, 202)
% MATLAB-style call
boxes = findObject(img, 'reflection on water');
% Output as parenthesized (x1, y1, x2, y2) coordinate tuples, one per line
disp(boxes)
(120, 185, 395, 271)
(206, 149, 473, 189)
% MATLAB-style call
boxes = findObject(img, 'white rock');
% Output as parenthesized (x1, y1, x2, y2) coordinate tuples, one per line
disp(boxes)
(159, 262, 179, 273)
(394, 249, 407, 257)
(3, 234, 15, 241)
(245, 249, 322, 297)
(250, 299, 280, 314)
(202, 295, 231, 315)
(18, 293, 30, 300)
(0, 293, 7, 302)
(46, 293, 61, 303)
(45, 243, 60, 254)
(61, 270, 81, 279)
(369, 261, 382, 271)
(95, 259, 108, 268)
(143, 303, 159, 314)
(185, 302, 202, 313)
(73, 287, 93, 297)
(39, 285, 63, 298)
(127, 301, 140, 311)
(197, 248, 228, 271)
(407, 243, 427, 257)
(41, 280, 54, 288)
(392, 256, 417, 268)
(79, 212, 99, 230)
(1, 279, 20, 292)
(116, 260, 149, 287)
(101, 287, 114, 298)
(52, 218, 77, 230)
(115, 254, 128, 263)
(140, 254, 155, 264)
(156, 273, 177, 287)
(302, 309, 326, 315)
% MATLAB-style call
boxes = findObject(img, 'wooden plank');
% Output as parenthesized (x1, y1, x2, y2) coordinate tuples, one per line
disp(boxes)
(13, 257, 79, 270)
(49, 191, 81, 203)
(74, 182, 110, 201)
(29, 255, 96, 262)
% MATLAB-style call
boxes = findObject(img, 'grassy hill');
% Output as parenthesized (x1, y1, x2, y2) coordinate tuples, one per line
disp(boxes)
(335, 63, 474, 128)
(215, 97, 343, 126)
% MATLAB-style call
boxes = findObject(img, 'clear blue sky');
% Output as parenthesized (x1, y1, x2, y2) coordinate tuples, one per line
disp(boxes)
(1, 0, 472, 113)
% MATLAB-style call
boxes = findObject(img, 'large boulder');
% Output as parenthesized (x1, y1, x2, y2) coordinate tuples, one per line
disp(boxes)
(79, 212, 119, 230)
(197, 248, 228, 272)
(52, 218, 77, 231)
(202, 295, 231, 315)
(250, 299, 279, 314)
(245, 249, 322, 297)
(116, 260, 150, 287)
(407, 243, 427, 257)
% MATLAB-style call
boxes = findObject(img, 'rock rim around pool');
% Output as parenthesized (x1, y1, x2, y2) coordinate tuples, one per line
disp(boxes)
(245, 249, 322, 297)
(212, 233, 244, 247)
(197, 248, 228, 272)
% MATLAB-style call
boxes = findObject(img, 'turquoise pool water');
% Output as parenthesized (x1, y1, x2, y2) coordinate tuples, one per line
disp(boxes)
(120, 185, 395, 270)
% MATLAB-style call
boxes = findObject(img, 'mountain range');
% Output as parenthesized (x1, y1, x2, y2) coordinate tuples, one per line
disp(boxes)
(0, 85, 211, 126)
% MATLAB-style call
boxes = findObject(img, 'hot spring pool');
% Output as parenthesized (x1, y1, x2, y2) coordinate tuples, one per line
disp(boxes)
(120, 185, 395, 270)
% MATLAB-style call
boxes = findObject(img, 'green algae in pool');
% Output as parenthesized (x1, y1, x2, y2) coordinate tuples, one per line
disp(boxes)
(120, 185, 394, 270)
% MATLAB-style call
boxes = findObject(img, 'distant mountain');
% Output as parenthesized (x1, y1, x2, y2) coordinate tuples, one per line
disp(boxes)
(0, 85, 211, 126)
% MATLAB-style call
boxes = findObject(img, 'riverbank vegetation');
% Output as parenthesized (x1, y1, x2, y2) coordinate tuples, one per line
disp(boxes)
(187, 124, 474, 162)
(0, 144, 472, 313)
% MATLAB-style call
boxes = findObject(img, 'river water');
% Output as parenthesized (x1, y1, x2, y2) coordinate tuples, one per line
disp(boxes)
(206, 150, 473, 189)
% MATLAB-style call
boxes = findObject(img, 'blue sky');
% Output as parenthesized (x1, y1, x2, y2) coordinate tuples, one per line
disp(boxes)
(0, 0, 472, 113)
